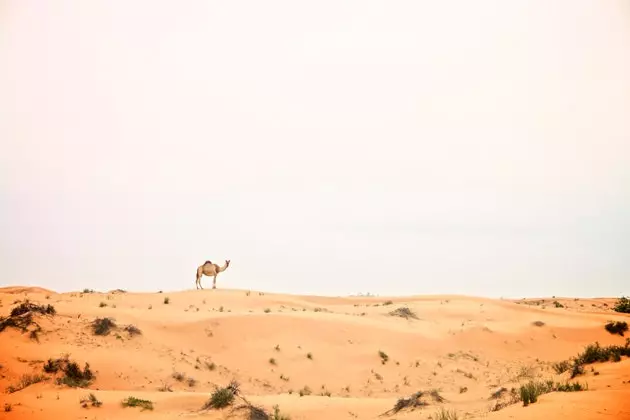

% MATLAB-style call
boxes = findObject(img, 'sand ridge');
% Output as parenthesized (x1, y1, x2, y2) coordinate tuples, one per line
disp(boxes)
(1, 288, 629, 419)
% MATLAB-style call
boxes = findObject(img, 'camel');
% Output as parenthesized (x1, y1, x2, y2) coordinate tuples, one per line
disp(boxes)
(196, 259, 230, 290)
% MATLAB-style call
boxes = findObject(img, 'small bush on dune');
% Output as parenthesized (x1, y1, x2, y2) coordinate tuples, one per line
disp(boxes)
(58, 361, 94, 387)
(6, 373, 47, 393)
(520, 380, 587, 406)
(44, 356, 94, 388)
(121, 396, 153, 411)
(382, 389, 445, 415)
(0, 300, 55, 336)
(388, 307, 418, 320)
(91, 317, 116, 336)
(552, 360, 571, 374)
(124, 324, 142, 336)
(434, 407, 459, 420)
(614, 297, 630, 313)
(203, 381, 240, 409)
(10, 301, 56, 317)
(605, 321, 628, 336)
(80, 393, 102, 408)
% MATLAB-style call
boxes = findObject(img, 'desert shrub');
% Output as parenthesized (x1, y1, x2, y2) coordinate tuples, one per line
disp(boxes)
(10, 301, 56, 317)
(0, 301, 55, 335)
(298, 385, 312, 396)
(124, 325, 142, 336)
(29, 326, 42, 342)
(99, 302, 107, 308)
(519, 381, 548, 406)
(605, 321, 628, 336)
(44, 358, 62, 373)
(519, 380, 587, 406)
(613, 297, 630, 313)
(271, 405, 291, 420)
(383, 300, 393, 305)
(383, 390, 444, 415)
(6, 373, 47, 393)
(552, 360, 571, 374)
(58, 361, 94, 387)
(4, 403, 11, 412)
(379, 350, 389, 364)
(553, 301, 564, 308)
(388, 307, 418, 319)
(306, 352, 313, 359)
(434, 408, 459, 420)
(163, 297, 170, 304)
(203, 381, 239, 409)
(576, 341, 630, 365)
(92, 317, 116, 335)
(532, 321, 545, 327)
(269, 358, 277, 365)
(80, 393, 102, 408)
(121, 396, 153, 411)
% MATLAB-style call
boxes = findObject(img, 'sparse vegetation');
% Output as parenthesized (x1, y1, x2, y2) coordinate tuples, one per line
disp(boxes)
(269, 358, 277, 365)
(203, 380, 240, 409)
(299, 385, 312, 396)
(553, 301, 564, 308)
(91, 317, 116, 335)
(124, 324, 142, 336)
(383, 300, 393, 305)
(10, 301, 56, 317)
(378, 350, 389, 364)
(264, 308, 271, 313)
(388, 307, 418, 320)
(121, 396, 153, 411)
(172, 371, 185, 382)
(382, 389, 445, 415)
(605, 321, 628, 336)
(613, 297, 630, 313)
(552, 360, 571, 374)
(163, 297, 170, 304)
(4, 403, 11, 412)
(99, 302, 107, 308)
(80, 393, 102, 408)
(520, 380, 587, 407)
(434, 407, 459, 420)
(306, 352, 313, 360)
(6, 373, 47, 393)
(0, 301, 55, 338)
(57, 360, 95, 388)
(532, 320, 545, 327)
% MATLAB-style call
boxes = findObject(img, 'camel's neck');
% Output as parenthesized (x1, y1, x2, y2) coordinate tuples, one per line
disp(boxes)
(218, 262, 229, 272)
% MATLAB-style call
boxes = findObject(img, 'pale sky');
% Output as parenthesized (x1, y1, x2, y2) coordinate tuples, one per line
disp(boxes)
(1, 0, 629, 298)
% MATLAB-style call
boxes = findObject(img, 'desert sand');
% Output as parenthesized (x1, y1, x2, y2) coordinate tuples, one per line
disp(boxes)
(1, 286, 629, 419)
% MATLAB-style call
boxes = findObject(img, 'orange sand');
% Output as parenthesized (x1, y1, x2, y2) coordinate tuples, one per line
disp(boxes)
(1, 287, 629, 419)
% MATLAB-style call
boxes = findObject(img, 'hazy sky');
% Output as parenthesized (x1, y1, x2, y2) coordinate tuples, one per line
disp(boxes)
(1, 1, 629, 297)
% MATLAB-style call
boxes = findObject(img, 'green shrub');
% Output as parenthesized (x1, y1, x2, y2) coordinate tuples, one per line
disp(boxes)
(613, 297, 630, 313)
(121, 396, 153, 411)
(203, 381, 240, 409)
(605, 321, 628, 336)
(92, 317, 116, 336)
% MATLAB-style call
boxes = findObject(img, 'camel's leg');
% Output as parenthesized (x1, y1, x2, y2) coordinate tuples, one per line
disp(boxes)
(212, 275, 217, 289)
(196, 270, 203, 290)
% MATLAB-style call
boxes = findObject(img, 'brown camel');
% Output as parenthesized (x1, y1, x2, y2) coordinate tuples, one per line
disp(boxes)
(196, 259, 230, 290)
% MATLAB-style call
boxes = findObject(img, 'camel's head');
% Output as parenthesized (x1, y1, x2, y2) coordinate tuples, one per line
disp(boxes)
(226, 259, 231, 267)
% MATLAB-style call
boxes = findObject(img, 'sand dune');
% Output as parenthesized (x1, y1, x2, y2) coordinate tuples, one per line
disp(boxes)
(1, 288, 629, 419)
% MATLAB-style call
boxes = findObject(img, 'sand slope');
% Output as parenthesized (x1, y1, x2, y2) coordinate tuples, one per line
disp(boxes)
(1, 288, 629, 419)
